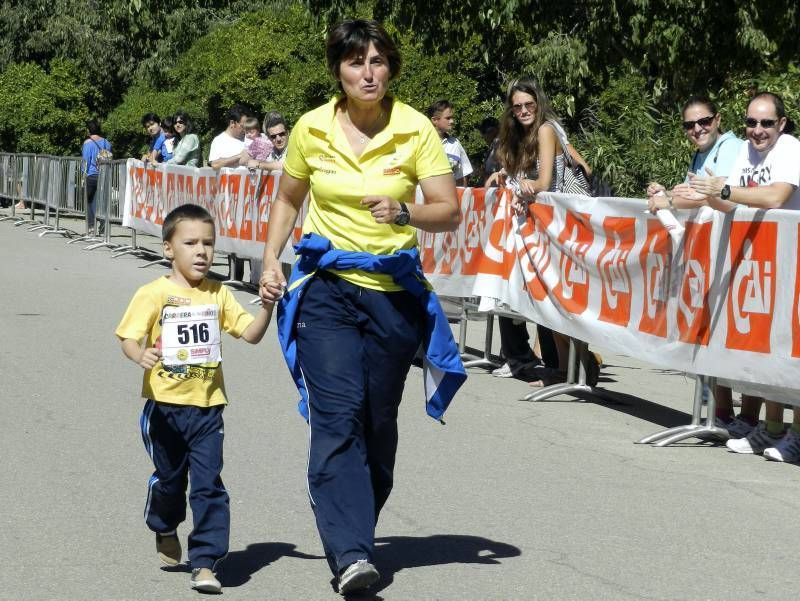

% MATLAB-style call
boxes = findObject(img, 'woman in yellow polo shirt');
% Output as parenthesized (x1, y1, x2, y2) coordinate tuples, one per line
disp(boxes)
(258, 19, 461, 595)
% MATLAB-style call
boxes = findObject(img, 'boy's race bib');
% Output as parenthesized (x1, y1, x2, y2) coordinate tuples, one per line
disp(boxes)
(160, 304, 222, 366)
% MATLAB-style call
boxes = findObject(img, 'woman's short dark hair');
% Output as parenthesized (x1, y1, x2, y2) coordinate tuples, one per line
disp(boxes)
(326, 19, 401, 88)
(682, 95, 718, 117)
(173, 111, 194, 135)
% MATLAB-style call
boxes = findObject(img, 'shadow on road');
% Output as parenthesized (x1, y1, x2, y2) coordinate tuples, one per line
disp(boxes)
(365, 534, 522, 595)
(220, 542, 324, 587)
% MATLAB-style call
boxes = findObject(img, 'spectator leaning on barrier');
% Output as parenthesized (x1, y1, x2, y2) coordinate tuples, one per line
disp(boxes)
(207, 105, 251, 170)
(690, 91, 800, 462)
(485, 78, 572, 382)
(427, 99, 473, 186)
(159, 116, 176, 162)
(646, 96, 749, 437)
(245, 112, 289, 172)
(141, 113, 166, 163)
(167, 112, 201, 167)
(81, 118, 112, 230)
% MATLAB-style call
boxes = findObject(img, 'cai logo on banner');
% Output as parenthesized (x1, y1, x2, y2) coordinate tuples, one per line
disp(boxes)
(638, 219, 671, 338)
(677, 221, 712, 345)
(552, 211, 593, 315)
(597, 217, 635, 327)
(725, 222, 776, 353)
(518, 203, 555, 301)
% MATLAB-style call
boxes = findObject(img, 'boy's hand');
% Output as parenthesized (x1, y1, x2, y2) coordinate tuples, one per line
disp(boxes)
(259, 265, 286, 304)
(138, 347, 162, 369)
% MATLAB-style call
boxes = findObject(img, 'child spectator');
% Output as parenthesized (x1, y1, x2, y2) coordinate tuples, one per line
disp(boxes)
(243, 117, 273, 161)
(115, 204, 274, 594)
(159, 116, 177, 162)
(427, 99, 473, 186)
(141, 113, 166, 163)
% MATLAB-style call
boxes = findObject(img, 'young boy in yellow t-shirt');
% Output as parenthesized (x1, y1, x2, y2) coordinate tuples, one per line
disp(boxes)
(115, 204, 273, 594)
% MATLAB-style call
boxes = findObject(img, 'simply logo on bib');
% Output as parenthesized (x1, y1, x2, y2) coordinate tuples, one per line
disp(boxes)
(161, 304, 222, 366)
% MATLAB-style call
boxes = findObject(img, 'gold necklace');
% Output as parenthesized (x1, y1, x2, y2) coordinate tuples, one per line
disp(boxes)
(344, 107, 384, 144)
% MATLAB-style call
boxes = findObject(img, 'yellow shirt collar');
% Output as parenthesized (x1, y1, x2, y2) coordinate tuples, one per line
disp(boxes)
(305, 95, 419, 140)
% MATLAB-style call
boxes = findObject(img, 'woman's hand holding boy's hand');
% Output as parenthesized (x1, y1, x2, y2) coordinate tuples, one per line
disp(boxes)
(259, 266, 286, 305)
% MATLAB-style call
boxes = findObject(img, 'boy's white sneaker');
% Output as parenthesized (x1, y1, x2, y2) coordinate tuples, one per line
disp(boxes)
(155, 531, 181, 566)
(191, 568, 222, 594)
(764, 429, 800, 463)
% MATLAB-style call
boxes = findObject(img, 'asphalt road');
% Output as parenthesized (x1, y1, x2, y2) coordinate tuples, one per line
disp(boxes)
(1, 213, 796, 601)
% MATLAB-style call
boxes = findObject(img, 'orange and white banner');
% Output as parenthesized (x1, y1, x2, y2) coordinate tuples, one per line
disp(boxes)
(122, 159, 304, 262)
(474, 191, 800, 399)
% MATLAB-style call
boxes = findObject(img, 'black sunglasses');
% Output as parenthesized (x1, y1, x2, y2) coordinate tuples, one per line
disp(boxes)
(682, 115, 715, 130)
(268, 131, 287, 140)
(175, 120, 186, 125)
(744, 117, 778, 129)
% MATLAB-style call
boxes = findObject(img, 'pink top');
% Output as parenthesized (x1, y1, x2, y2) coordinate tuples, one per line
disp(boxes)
(246, 134, 273, 161)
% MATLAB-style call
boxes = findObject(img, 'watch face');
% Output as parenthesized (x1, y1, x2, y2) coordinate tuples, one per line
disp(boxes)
(721, 185, 731, 200)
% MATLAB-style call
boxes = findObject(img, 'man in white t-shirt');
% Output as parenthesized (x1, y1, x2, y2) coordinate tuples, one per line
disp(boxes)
(427, 100, 473, 186)
(208, 105, 251, 169)
(691, 91, 800, 462)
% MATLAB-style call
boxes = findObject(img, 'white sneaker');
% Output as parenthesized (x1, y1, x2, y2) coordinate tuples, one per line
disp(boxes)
(191, 568, 222, 594)
(725, 423, 783, 455)
(338, 559, 379, 595)
(716, 416, 755, 439)
(491, 360, 541, 378)
(491, 363, 515, 378)
(764, 429, 800, 463)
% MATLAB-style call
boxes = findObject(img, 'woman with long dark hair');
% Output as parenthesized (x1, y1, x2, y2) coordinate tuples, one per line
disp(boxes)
(486, 78, 571, 380)
(167, 111, 201, 167)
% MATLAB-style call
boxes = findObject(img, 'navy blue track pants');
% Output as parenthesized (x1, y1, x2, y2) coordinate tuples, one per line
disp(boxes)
(296, 271, 423, 573)
(140, 400, 229, 569)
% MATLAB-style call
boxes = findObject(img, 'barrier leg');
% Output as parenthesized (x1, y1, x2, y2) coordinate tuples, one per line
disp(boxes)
(519, 338, 615, 403)
(221, 254, 249, 289)
(636, 376, 729, 445)
(462, 312, 501, 369)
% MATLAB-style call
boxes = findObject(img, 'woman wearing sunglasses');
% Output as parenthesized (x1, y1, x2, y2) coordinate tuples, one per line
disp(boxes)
(647, 96, 743, 211)
(167, 112, 201, 167)
(691, 91, 800, 462)
(485, 78, 594, 384)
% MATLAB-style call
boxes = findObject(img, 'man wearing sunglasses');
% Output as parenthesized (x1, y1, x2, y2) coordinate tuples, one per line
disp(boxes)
(690, 91, 800, 463)
(247, 112, 290, 172)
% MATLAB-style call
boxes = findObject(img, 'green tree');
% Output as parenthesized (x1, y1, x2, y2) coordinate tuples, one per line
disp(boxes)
(0, 60, 90, 154)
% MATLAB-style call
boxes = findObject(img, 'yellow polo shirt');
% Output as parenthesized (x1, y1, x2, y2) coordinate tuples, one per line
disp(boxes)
(283, 96, 452, 291)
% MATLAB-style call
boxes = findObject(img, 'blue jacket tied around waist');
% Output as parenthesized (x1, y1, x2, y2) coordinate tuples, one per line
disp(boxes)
(277, 233, 467, 422)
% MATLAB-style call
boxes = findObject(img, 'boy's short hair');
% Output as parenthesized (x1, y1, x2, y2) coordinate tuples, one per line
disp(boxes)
(244, 117, 260, 130)
(426, 100, 452, 119)
(141, 112, 161, 126)
(162, 204, 215, 242)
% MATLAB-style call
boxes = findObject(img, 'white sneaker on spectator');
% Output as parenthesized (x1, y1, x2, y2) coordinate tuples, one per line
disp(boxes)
(763, 429, 800, 463)
(491, 360, 540, 378)
(725, 423, 783, 455)
(715, 416, 755, 439)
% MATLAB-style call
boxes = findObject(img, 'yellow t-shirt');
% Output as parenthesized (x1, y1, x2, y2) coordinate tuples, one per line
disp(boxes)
(283, 96, 452, 291)
(115, 276, 255, 407)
